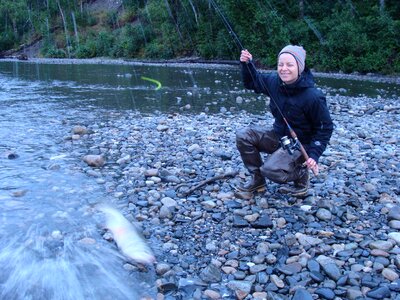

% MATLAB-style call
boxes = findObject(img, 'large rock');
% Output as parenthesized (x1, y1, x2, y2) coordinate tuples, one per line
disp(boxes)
(83, 155, 105, 167)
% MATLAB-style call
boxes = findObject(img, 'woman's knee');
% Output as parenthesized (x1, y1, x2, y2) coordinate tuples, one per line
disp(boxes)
(236, 127, 254, 149)
(260, 164, 288, 183)
(236, 127, 251, 142)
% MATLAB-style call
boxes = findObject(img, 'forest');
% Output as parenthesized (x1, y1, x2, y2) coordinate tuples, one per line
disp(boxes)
(0, 0, 399, 74)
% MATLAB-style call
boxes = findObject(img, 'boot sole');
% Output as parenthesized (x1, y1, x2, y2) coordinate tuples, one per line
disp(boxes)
(279, 186, 308, 197)
(236, 184, 266, 193)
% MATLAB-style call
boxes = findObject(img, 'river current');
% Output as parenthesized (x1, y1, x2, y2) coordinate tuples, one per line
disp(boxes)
(0, 63, 155, 299)
(0, 59, 398, 299)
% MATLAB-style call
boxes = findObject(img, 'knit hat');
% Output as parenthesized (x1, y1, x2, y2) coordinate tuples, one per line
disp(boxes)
(278, 45, 306, 74)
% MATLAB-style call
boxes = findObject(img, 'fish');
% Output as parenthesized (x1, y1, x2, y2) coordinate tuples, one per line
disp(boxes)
(50, 154, 68, 160)
(97, 204, 155, 264)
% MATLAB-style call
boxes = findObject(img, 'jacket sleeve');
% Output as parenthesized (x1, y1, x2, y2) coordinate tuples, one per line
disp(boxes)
(241, 61, 271, 96)
(306, 93, 334, 162)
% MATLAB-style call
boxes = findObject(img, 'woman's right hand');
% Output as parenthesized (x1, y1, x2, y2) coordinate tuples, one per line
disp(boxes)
(240, 49, 252, 63)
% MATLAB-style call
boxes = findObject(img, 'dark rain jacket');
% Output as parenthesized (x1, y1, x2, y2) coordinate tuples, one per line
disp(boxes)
(241, 61, 334, 162)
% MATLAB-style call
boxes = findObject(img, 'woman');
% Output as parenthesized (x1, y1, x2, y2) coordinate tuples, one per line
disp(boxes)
(236, 45, 333, 197)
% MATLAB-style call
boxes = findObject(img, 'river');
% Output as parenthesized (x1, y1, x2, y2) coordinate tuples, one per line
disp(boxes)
(0, 59, 398, 299)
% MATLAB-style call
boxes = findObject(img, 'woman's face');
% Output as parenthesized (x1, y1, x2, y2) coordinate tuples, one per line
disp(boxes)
(277, 53, 299, 84)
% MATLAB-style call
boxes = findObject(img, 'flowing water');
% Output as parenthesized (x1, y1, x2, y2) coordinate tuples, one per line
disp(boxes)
(0, 59, 398, 299)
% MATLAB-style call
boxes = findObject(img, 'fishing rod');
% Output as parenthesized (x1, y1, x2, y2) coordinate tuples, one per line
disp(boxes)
(209, 0, 245, 50)
(210, 0, 318, 175)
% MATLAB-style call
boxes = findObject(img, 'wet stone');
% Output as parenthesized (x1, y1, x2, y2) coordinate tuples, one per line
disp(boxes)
(316, 208, 332, 221)
(277, 262, 302, 275)
(337, 249, 354, 258)
(225, 200, 242, 209)
(232, 216, 249, 228)
(4, 151, 19, 159)
(227, 280, 252, 299)
(321, 263, 342, 281)
(336, 275, 348, 286)
(366, 286, 391, 299)
(158, 281, 177, 293)
(307, 259, 320, 272)
(310, 271, 325, 283)
(256, 272, 268, 284)
(203, 289, 220, 300)
(388, 206, 400, 221)
(389, 220, 400, 229)
(369, 240, 394, 251)
(265, 282, 278, 292)
(374, 256, 390, 267)
(361, 274, 380, 288)
(382, 268, 399, 281)
(346, 287, 363, 300)
(200, 264, 222, 283)
(334, 288, 347, 297)
(315, 287, 335, 300)
(233, 271, 246, 280)
(389, 279, 400, 292)
(249, 264, 267, 274)
(292, 288, 313, 300)
(250, 214, 273, 229)
(388, 232, 400, 245)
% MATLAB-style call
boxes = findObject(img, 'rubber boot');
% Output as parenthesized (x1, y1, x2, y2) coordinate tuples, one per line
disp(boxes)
(237, 171, 266, 192)
(279, 167, 309, 197)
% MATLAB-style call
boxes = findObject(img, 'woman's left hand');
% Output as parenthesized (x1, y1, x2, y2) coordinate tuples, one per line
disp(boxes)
(305, 158, 319, 175)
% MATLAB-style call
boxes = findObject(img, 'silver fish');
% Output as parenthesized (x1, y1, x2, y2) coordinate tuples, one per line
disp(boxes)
(97, 205, 155, 264)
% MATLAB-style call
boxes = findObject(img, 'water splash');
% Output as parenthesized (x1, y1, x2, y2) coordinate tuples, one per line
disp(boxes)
(0, 226, 148, 300)
(0, 73, 157, 299)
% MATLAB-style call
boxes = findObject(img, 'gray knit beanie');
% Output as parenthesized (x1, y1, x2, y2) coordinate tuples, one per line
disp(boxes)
(278, 45, 306, 74)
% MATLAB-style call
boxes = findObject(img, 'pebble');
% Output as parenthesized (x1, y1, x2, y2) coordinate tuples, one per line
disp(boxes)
(66, 91, 400, 299)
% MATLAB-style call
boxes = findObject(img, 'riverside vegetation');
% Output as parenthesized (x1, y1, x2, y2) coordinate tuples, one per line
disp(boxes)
(0, 0, 399, 74)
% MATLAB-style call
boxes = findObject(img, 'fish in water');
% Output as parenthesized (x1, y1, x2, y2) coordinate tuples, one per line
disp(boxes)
(97, 204, 155, 264)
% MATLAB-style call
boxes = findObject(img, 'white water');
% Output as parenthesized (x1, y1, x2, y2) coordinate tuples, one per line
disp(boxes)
(0, 68, 156, 299)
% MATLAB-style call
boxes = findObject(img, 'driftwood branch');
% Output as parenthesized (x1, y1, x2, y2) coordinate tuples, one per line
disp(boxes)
(178, 171, 238, 197)
(386, 106, 400, 112)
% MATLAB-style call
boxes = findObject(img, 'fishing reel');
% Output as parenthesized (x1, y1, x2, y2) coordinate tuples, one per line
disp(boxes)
(280, 136, 300, 155)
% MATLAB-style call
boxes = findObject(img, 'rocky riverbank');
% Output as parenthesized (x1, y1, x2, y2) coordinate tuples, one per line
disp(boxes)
(63, 88, 400, 299)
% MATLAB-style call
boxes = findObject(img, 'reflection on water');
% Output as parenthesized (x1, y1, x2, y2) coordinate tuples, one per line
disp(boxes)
(2, 60, 398, 114)
(0, 60, 398, 299)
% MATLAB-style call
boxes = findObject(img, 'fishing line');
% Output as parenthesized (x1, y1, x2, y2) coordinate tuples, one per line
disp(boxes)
(209, 0, 245, 50)
(209, 0, 286, 115)
(209, 0, 291, 126)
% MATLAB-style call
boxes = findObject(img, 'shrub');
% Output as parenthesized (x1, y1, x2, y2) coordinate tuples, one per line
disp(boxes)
(0, 30, 16, 51)
(42, 46, 67, 58)
(95, 31, 114, 57)
(75, 40, 97, 58)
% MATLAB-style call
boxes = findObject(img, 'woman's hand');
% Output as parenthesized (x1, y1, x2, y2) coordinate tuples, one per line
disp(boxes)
(240, 49, 252, 63)
(305, 158, 319, 175)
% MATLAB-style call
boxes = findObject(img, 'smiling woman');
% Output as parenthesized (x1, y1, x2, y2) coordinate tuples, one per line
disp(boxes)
(236, 45, 333, 197)
(278, 45, 306, 85)
(277, 53, 299, 85)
